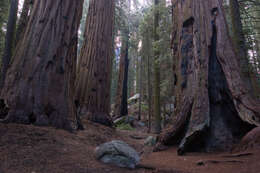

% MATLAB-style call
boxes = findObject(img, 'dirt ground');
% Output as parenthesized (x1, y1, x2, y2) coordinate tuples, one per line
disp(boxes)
(0, 121, 259, 173)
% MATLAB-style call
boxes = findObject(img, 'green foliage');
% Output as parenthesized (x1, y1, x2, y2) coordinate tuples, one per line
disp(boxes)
(141, 103, 148, 111)
(111, 1, 174, 119)
(139, 2, 173, 106)
(116, 123, 135, 131)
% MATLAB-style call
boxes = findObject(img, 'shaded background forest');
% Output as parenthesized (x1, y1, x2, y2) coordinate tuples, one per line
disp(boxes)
(0, 0, 260, 172)
(0, 0, 259, 129)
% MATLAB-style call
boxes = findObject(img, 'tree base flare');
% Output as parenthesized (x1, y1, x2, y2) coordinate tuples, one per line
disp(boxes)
(155, 0, 260, 155)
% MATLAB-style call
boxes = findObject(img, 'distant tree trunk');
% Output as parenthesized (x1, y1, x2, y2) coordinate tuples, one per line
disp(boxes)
(153, 0, 161, 134)
(0, 0, 19, 90)
(142, 27, 152, 132)
(147, 54, 152, 132)
(138, 56, 143, 121)
(0, 0, 84, 131)
(15, 0, 31, 46)
(229, 0, 255, 93)
(251, 37, 260, 97)
(255, 39, 260, 71)
(253, 4, 260, 69)
(0, 0, 9, 56)
(75, 0, 115, 126)
(114, 33, 129, 118)
(155, 0, 260, 155)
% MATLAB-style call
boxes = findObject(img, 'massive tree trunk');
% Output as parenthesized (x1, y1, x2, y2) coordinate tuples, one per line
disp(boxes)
(114, 33, 129, 118)
(0, 0, 84, 131)
(155, 0, 260, 155)
(0, 0, 19, 90)
(75, 0, 115, 126)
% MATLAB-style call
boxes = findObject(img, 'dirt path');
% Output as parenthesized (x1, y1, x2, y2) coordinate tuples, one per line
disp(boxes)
(141, 147, 260, 173)
(120, 128, 260, 173)
(0, 122, 259, 173)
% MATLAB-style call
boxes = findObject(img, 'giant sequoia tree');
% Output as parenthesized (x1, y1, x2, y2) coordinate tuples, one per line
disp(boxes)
(75, 0, 115, 126)
(0, 0, 83, 130)
(155, 0, 260, 155)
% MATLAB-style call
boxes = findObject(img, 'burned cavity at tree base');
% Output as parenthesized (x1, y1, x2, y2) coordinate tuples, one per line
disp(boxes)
(156, 2, 259, 156)
(205, 17, 254, 152)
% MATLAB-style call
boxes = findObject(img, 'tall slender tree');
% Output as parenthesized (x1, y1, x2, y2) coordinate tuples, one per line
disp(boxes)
(138, 55, 143, 121)
(155, 0, 260, 155)
(114, 32, 129, 118)
(15, 0, 31, 46)
(153, 0, 161, 134)
(0, 0, 84, 131)
(229, 0, 255, 93)
(114, 0, 131, 118)
(0, 0, 9, 57)
(75, 0, 115, 126)
(0, 0, 19, 90)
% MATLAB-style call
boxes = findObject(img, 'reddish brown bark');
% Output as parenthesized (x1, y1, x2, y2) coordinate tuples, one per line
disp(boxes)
(75, 0, 115, 126)
(0, 0, 84, 130)
(155, 0, 260, 155)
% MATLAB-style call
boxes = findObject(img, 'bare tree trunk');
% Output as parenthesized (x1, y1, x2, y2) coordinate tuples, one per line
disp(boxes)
(229, 0, 256, 94)
(153, 0, 161, 134)
(15, 0, 32, 46)
(0, 0, 9, 56)
(0, 0, 19, 90)
(147, 54, 152, 132)
(75, 0, 115, 126)
(0, 0, 84, 131)
(138, 56, 143, 121)
(114, 33, 129, 118)
(155, 0, 260, 155)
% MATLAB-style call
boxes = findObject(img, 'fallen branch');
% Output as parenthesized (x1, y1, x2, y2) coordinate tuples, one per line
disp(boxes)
(221, 152, 253, 158)
(136, 164, 156, 170)
(197, 159, 243, 166)
(130, 134, 146, 140)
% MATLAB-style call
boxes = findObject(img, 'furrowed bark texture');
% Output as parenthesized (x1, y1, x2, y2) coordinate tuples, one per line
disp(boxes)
(0, 0, 84, 130)
(75, 0, 115, 126)
(156, 0, 260, 155)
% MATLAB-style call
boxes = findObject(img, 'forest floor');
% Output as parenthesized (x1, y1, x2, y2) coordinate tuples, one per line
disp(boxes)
(0, 120, 259, 173)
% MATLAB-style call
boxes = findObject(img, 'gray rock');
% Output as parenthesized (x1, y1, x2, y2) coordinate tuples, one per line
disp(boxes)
(113, 116, 135, 126)
(137, 122, 145, 127)
(95, 140, 140, 169)
(113, 117, 125, 125)
(144, 136, 157, 146)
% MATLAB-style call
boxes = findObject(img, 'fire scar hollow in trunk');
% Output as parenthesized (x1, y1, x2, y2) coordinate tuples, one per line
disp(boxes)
(156, 0, 260, 155)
